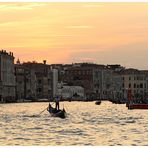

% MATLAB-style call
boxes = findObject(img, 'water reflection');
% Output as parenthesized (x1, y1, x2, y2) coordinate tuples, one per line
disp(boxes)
(0, 101, 148, 145)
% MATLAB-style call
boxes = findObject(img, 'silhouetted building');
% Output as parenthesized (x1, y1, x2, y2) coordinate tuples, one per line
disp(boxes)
(0, 50, 15, 102)
(61, 63, 107, 100)
(15, 62, 36, 102)
(21, 61, 52, 100)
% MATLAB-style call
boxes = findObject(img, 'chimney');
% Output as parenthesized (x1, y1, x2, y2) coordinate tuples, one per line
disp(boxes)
(43, 60, 46, 65)
(16, 58, 20, 64)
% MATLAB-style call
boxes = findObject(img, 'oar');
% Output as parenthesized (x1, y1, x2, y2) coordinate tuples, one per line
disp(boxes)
(63, 104, 67, 114)
(38, 102, 55, 115)
(38, 107, 48, 115)
(50, 102, 55, 106)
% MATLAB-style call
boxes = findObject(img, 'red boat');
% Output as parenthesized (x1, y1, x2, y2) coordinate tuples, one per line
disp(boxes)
(126, 89, 148, 110)
(127, 103, 148, 109)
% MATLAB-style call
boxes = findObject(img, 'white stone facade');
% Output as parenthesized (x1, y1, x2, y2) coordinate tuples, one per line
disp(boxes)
(57, 85, 84, 101)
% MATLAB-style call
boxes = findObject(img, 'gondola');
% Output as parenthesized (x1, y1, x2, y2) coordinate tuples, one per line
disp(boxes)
(95, 100, 101, 105)
(47, 103, 66, 119)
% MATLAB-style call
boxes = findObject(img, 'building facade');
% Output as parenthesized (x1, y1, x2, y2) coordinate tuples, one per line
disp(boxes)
(15, 61, 52, 101)
(15, 61, 37, 102)
(61, 63, 108, 100)
(121, 69, 146, 100)
(0, 50, 15, 102)
(23, 61, 52, 100)
(57, 85, 85, 101)
(112, 72, 124, 101)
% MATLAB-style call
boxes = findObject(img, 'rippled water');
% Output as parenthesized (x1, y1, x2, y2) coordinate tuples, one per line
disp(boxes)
(0, 101, 148, 146)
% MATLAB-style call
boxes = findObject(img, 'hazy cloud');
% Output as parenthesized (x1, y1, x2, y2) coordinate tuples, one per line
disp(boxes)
(0, 3, 46, 11)
(82, 4, 104, 8)
(67, 25, 93, 29)
(0, 3, 148, 69)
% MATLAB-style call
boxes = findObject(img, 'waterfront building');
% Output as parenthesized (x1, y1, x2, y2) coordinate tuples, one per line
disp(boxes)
(93, 68, 102, 99)
(52, 68, 58, 98)
(20, 60, 52, 101)
(15, 60, 36, 102)
(93, 68, 113, 100)
(140, 70, 148, 99)
(112, 72, 124, 101)
(15, 61, 25, 101)
(62, 64, 93, 100)
(1, 49, 148, 104)
(0, 50, 15, 102)
(101, 69, 113, 100)
(121, 69, 146, 100)
(57, 85, 84, 101)
(61, 63, 107, 100)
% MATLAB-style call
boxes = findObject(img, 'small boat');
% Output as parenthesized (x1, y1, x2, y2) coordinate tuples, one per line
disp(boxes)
(95, 100, 101, 105)
(127, 103, 148, 110)
(126, 89, 148, 110)
(47, 104, 66, 119)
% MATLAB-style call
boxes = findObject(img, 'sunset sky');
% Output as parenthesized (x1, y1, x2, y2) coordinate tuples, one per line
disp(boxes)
(0, 2, 148, 69)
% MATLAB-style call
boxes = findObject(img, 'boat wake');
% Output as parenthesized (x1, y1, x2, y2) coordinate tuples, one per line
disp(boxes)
(21, 115, 40, 118)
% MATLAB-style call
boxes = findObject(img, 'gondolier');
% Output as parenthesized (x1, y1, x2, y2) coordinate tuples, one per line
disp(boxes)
(55, 96, 60, 110)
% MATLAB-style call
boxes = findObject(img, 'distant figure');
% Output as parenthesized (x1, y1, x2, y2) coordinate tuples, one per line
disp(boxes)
(55, 96, 60, 110)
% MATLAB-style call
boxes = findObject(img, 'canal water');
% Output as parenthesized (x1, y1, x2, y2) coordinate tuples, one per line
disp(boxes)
(0, 101, 148, 146)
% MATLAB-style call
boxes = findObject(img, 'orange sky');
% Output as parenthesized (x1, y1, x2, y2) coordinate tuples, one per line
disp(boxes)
(0, 3, 148, 69)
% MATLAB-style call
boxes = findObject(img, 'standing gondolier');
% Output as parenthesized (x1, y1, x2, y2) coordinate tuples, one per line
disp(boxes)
(55, 96, 60, 110)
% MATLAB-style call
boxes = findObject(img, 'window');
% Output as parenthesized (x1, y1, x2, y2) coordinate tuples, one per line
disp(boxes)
(38, 79, 42, 84)
(140, 83, 143, 88)
(129, 77, 131, 80)
(26, 78, 29, 83)
(134, 83, 136, 88)
(95, 72, 98, 78)
(129, 83, 131, 88)
(37, 88, 42, 92)
(122, 83, 124, 88)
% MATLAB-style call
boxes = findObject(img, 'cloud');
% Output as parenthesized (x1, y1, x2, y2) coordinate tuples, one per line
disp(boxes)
(0, 3, 46, 11)
(67, 25, 93, 29)
(0, 2, 148, 70)
(0, 3, 47, 25)
(73, 57, 97, 63)
(52, 34, 74, 37)
(82, 4, 104, 8)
